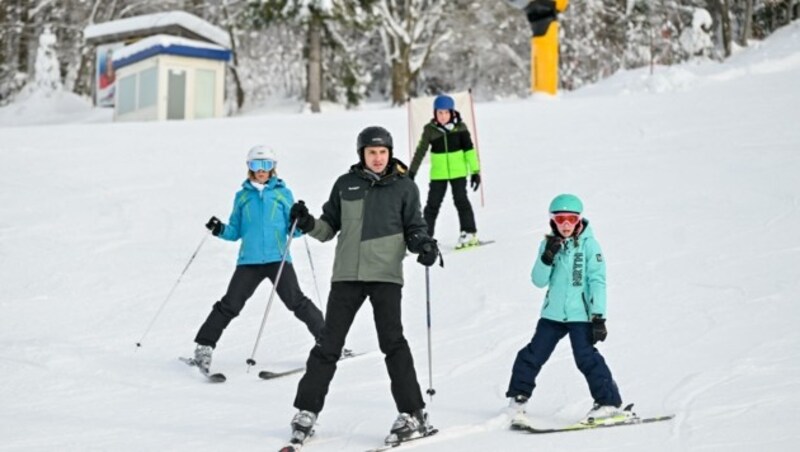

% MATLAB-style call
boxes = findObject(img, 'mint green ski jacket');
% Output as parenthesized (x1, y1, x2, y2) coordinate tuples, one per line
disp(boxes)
(531, 221, 607, 322)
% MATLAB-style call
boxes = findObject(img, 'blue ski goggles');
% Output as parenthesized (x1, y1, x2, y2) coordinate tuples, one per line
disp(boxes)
(247, 159, 275, 172)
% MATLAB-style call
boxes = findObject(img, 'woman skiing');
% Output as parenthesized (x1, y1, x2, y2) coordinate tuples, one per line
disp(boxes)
(190, 146, 325, 375)
(506, 194, 627, 425)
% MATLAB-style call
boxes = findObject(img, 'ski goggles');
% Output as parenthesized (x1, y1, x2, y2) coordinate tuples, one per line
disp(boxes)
(551, 213, 581, 226)
(247, 159, 275, 172)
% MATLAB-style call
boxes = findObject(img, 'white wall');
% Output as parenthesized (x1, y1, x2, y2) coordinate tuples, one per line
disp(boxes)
(114, 53, 226, 122)
(157, 54, 226, 121)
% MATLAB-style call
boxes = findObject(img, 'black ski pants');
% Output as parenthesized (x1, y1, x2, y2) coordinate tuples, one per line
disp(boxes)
(423, 177, 476, 238)
(195, 263, 324, 348)
(294, 281, 425, 415)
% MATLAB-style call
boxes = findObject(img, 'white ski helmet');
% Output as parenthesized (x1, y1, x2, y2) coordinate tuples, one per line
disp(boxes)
(247, 145, 277, 163)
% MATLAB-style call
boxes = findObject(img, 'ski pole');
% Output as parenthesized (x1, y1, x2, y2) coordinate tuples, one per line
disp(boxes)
(303, 235, 324, 311)
(136, 232, 210, 348)
(246, 220, 298, 371)
(424, 266, 436, 400)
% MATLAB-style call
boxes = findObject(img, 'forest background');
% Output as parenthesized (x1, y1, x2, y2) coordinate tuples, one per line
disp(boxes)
(1, 0, 797, 112)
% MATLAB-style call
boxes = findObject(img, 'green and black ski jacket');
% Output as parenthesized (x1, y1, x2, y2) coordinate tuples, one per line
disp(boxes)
(410, 114, 480, 181)
(307, 160, 430, 286)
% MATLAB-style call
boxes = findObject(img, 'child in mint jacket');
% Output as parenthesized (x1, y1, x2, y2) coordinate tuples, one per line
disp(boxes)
(506, 194, 626, 425)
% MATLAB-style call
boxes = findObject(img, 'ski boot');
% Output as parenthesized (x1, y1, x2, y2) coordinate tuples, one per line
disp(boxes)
(455, 231, 479, 249)
(384, 409, 430, 445)
(507, 394, 529, 425)
(582, 402, 631, 425)
(194, 344, 213, 374)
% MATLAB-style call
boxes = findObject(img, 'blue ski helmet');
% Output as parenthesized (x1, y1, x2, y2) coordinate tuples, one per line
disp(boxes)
(433, 94, 455, 111)
(549, 194, 583, 214)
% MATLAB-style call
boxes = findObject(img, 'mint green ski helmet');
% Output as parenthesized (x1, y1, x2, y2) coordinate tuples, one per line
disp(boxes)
(549, 194, 583, 214)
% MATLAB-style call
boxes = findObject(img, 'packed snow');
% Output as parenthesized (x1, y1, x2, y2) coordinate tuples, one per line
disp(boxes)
(1, 21, 799, 452)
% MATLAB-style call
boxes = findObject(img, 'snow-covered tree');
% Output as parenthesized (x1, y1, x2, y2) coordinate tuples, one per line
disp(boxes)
(419, 0, 529, 100)
(246, 0, 372, 110)
(32, 27, 62, 96)
(560, 0, 628, 90)
(371, 0, 451, 105)
(680, 7, 714, 56)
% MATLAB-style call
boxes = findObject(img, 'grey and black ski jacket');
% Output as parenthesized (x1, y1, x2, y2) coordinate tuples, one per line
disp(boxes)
(308, 160, 430, 286)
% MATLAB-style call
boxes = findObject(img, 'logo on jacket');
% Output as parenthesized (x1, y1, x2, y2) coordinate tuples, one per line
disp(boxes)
(348, 186, 360, 191)
(572, 252, 584, 287)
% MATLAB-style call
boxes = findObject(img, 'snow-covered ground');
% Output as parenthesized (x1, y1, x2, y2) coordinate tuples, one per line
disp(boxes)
(1, 21, 799, 452)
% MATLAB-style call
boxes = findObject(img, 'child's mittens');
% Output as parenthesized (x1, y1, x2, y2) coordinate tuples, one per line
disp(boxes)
(540, 235, 562, 266)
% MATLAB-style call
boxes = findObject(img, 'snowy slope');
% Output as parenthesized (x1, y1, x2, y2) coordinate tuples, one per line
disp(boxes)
(1, 21, 799, 452)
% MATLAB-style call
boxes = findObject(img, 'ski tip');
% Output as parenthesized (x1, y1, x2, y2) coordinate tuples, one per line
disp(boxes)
(208, 374, 227, 383)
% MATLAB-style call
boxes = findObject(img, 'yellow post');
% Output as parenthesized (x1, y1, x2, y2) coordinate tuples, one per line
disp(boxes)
(531, 21, 559, 95)
(526, 0, 569, 95)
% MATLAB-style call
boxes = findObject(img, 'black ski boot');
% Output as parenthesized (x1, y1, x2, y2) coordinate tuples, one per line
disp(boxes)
(384, 409, 430, 445)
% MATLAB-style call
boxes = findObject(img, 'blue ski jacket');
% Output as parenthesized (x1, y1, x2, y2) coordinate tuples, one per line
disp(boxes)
(531, 220, 607, 322)
(218, 177, 300, 265)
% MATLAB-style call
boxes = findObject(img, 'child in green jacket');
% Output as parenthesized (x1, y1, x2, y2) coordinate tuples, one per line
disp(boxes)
(409, 94, 481, 249)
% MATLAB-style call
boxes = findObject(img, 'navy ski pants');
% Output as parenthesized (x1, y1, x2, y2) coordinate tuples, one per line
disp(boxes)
(506, 318, 622, 407)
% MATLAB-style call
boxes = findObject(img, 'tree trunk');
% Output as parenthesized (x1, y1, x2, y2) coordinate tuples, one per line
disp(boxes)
(710, 0, 733, 57)
(738, 0, 753, 46)
(18, 4, 30, 75)
(222, 6, 245, 111)
(721, 0, 732, 57)
(390, 59, 409, 106)
(306, 11, 322, 113)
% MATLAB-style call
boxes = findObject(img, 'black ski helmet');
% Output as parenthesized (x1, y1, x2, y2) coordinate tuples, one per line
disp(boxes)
(356, 126, 393, 162)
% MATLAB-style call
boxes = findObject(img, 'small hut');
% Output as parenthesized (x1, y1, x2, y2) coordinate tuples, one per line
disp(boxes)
(84, 11, 231, 121)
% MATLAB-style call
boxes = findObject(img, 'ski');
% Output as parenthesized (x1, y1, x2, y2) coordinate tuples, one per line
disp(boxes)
(259, 367, 305, 380)
(364, 428, 439, 452)
(278, 428, 315, 451)
(453, 239, 495, 252)
(179, 357, 226, 383)
(277, 440, 303, 452)
(511, 404, 674, 434)
(259, 350, 366, 381)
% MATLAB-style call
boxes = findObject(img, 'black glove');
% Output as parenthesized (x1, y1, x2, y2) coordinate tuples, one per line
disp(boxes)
(592, 316, 607, 344)
(290, 201, 315, 233)
(205, 216, 223, 236)
(408, 170, 416, 181)
(417, 239, 439, 267)
(470, 173, 481, 191)
(540, 235, 562, 266)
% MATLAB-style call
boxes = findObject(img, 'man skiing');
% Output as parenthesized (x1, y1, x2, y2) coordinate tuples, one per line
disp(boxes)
(283, 126, 439, 450)
(506, 194, 627, 425)
(408, 94, 482, 249)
